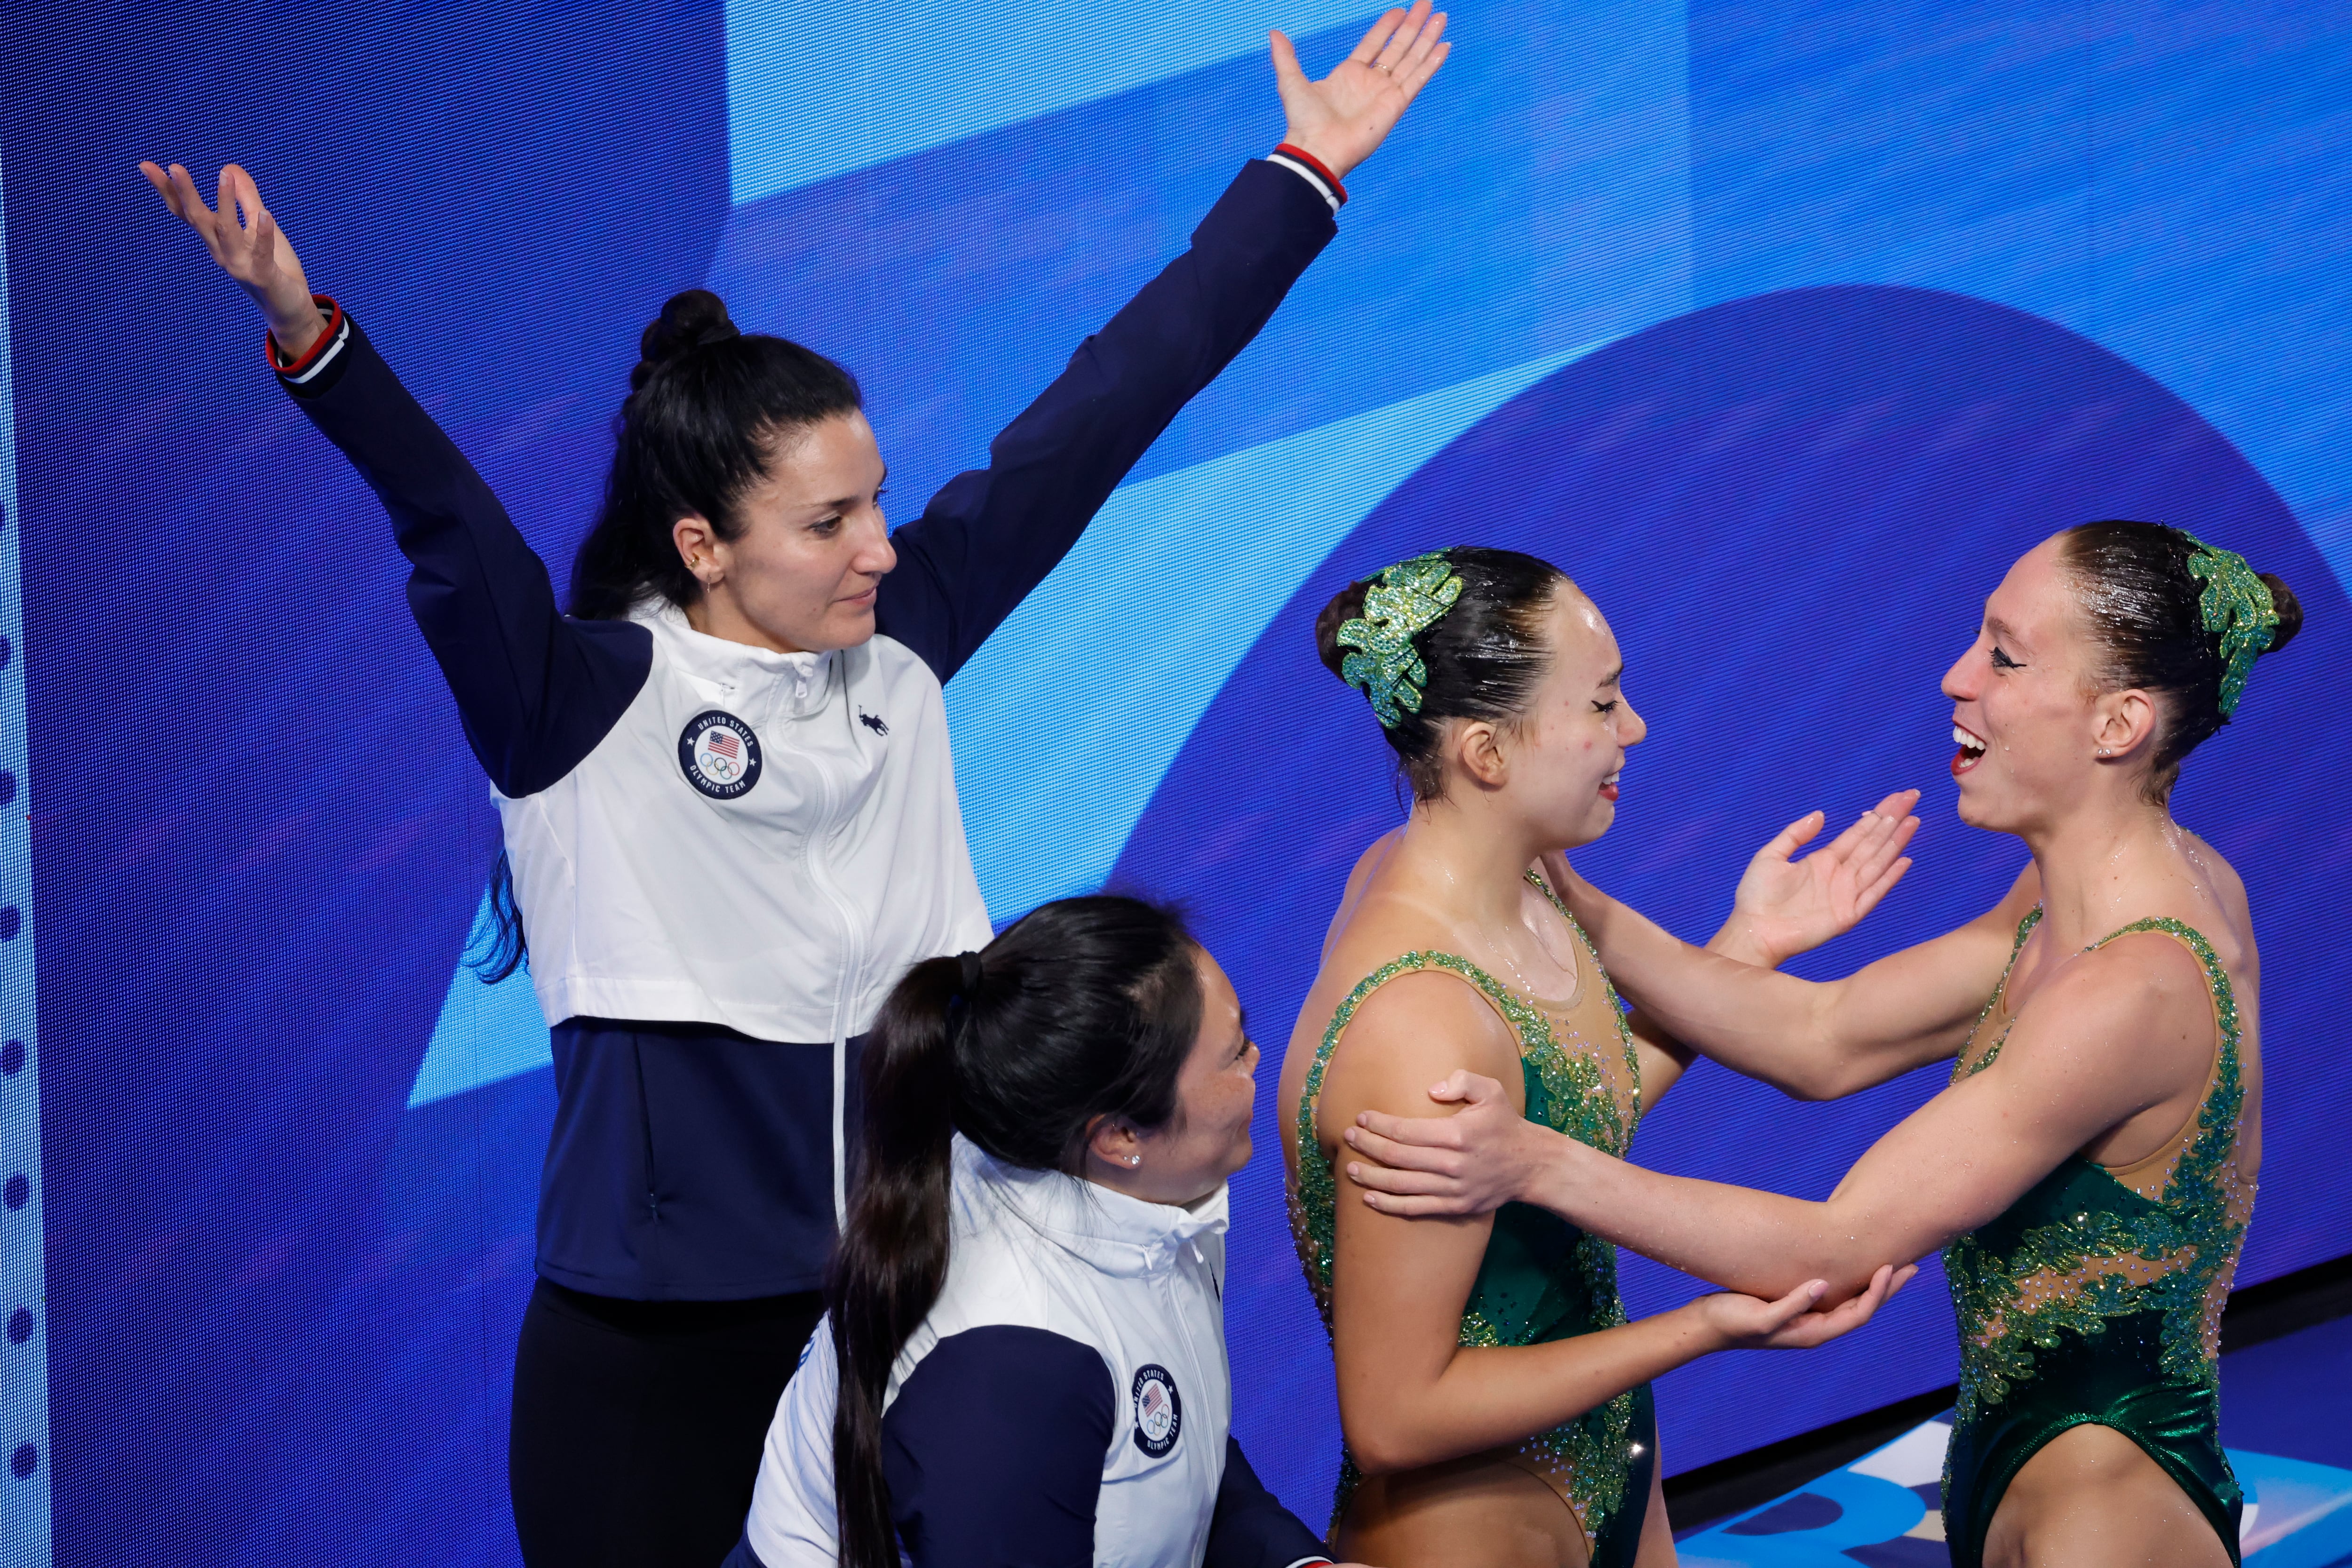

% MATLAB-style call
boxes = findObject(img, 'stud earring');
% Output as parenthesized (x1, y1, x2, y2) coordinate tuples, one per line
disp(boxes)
(1125, 1154, 1140, 1167)
(2098, 747, 2112, 757)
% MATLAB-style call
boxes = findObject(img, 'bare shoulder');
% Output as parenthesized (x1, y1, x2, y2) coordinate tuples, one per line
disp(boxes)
(2179, 829, 2257, 968)
(2001, 933, 2217, 1110)
(1321, 827, 1406, 963)
(1313, 968, 1522, 1146)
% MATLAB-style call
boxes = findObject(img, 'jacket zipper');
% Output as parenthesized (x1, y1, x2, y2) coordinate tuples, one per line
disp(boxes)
(798, 661, 866, 1227)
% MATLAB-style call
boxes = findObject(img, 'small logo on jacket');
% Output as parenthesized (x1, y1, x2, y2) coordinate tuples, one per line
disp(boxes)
(1131, 1365, 1182, 1457)
(677, 710, 763, 799)
(858, 708, 889, 736)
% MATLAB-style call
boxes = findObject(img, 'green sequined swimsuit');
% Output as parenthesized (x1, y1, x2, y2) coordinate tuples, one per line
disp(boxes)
(1289, 874, 1656, 1564)
(1942, 908, 2256, 1567)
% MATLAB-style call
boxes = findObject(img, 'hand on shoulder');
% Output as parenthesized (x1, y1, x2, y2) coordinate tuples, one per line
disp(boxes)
(1316, 968, 1522, 1161)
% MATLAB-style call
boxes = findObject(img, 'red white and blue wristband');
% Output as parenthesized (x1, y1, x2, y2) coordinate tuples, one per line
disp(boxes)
(1268, 143, 1347, 212)
(265, 294, 349, 386)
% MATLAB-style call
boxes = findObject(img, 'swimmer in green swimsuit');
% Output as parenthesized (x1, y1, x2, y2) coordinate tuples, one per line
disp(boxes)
(1279, 547, 1917, 1568)
(1342, 522, 2302, 1568)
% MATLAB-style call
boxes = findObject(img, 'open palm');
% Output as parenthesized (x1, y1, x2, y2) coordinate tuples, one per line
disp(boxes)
(1272, 2, 1451, 180)
(1729, 789, 1920, 965)
(138, 160, 325, 358)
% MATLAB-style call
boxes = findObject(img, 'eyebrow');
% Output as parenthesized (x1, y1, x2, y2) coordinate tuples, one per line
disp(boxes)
(810, 467, 890, 516)
(1601, 663, 1625, 687)
(1986, 614, 2023, 645)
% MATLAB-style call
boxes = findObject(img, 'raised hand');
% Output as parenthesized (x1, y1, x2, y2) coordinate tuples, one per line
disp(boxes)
(1696, 1263, 1918, 1351)
(1271, 2, 1452, 181)
(138, 161, 324, 359)
(1720, 789, 1921, 967)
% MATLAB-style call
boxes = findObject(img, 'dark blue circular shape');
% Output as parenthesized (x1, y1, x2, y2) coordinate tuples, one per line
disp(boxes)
(0, 1041, 19, 1075)
(6, 1308, 28, 1345)
(2, 1175, 25, 1210)
(1129, 1362, 1183, 1457)
(8, 1443, 34, 1480)
(675, 709, 764, 800)
(0, 771, 14, 807)
(0, 909, 17, 942)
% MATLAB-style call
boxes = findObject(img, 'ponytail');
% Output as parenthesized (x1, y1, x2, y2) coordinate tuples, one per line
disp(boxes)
(830, 955, 963, 1568)
(828, 897, 1205, 1568)
(463, 848, 528, 983)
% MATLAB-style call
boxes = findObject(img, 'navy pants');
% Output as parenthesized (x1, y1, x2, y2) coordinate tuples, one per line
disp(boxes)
(509, 1279, 826, 1567)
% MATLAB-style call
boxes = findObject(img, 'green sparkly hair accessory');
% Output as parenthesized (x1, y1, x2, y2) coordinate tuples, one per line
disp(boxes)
(2181, 533, 2279, 717)
(1336, 551, 1465, 728)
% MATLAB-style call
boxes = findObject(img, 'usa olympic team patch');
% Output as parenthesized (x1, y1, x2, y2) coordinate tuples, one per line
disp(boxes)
(1130, 1364, 1181, 1457)
(677, 710, 763, 800)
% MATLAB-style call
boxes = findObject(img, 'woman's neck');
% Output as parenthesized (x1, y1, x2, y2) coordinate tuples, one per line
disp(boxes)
(2021, 797, 2194, 949)
(1392, 795, 1547, 932)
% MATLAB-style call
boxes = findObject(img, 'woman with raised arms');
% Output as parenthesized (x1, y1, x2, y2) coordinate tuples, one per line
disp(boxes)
(1281, 546, 1921, 1568)
(139, 11, 1448, 1561)
(1342, 523, 2303, 1568)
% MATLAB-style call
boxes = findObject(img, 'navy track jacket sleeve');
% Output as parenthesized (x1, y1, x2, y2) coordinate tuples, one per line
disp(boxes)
(876, 157, 1338, 684)
(881, 1326, 1113, 1568)
(1207, 1435, 1332, 1568)
(277, 311, 652, 797)
(876, 1328, 1329, 1568)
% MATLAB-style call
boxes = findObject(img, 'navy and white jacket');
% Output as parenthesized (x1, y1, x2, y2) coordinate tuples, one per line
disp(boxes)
(275, 157, 1339, 1300)
(731, 1137, 1331, 1568)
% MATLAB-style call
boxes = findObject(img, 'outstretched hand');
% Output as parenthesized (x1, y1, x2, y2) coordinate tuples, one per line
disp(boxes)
(1271, 3, 1451, 181)
(138, 161, 324, 359)
(1696, 1263, 1918, 1351)
(1721, 789, 1920, 966)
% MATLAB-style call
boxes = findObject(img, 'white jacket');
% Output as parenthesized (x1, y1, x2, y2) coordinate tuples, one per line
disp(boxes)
(746, 1138, 1285, 1568)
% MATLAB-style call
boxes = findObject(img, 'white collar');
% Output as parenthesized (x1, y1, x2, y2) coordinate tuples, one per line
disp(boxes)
(633, 598, 836, 717)
(954, 1134, 1228, 1279)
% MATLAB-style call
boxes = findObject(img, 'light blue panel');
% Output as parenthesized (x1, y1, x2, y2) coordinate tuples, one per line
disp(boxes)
(1687, 3, 2352, 598)
(726, 0, 1378, 205)
(0, 148, 51, 1568)
(2237, 1449, 2352, 1568)
(947, 342, 1605, 920)
(406, 891, 551, 1108)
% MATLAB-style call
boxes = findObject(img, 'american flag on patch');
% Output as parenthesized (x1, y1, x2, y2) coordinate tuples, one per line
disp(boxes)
(706, 731, 740, 761)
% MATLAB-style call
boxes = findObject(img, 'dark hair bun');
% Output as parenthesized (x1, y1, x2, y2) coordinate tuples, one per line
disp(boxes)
(631, 288, 740, 391)
(2258, 572, 2304, 655)
(1315, 578, 1373, 679)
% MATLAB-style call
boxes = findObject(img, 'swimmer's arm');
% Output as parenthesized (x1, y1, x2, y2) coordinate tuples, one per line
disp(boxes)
(1567, 862, 2040, 1100)
(1350, 938, 2199, 1303)
(1320, 975, 1899, 1472)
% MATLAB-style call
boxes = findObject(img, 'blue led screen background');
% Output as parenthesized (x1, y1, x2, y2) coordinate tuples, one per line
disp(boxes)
(2, 0, 2348, 1561)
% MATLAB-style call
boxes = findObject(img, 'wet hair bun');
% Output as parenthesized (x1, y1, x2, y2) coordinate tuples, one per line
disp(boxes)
(631, 288, 740, 391)
(1314, 578, 1373, 680)
(2257, 572, 2304, 655)
(1312, 548, 1569, 801)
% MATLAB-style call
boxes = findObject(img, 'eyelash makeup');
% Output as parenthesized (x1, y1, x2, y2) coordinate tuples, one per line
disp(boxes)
(1990, 646, 2022, 670)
